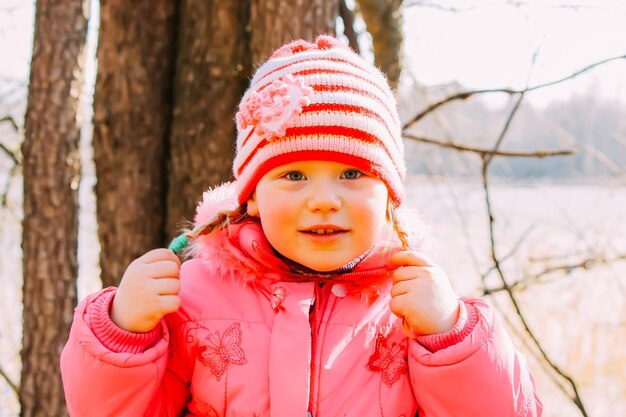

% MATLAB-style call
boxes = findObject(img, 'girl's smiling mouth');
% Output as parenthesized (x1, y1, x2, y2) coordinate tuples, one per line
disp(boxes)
(300, 224, 349, 234)
(300, 224, 349, 241)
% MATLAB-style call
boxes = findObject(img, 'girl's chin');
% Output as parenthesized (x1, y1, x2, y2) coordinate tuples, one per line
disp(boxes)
(293, 255, 358, 272)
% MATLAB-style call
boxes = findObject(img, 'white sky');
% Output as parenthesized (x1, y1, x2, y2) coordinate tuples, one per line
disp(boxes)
(402, 0, 626, 107)
(1, 0, 625, 110)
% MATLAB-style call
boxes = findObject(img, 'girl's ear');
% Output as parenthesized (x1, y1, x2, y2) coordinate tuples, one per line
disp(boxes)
(246, 193, 259, 217)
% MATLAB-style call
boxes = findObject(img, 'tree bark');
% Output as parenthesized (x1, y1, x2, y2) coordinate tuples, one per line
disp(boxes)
(165, 1, 252, 239)
(93, 0, 178, 287)
(339, 0, 361, 54)
(165, 0, 339, 239)
(21, 1, 89, 416)
(357, 0, 403, 89)
(250, 0, 339, 62)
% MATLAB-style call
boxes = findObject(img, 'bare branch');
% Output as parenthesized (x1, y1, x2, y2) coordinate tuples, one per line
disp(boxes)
(482, 172, 589, 416)
(484, 253, 626, 295)
(403, 133, 576, 158)
(481, 225, 537, 280)
(0, 142, 19, 166)
(526, 54, 626, 92)
(480, 93, 589, 416)
(0, 116, 21, 166)
(403, 53, 626, 129)
(1, 162, 20, 207)
(0, 115, 19, 132)
(534, 110, 624, 175)
(486, 290, 578, 403)
(403, 89, 514, 128)
(0, 365, 19, 397)
(404, 1, 483, 12)
(507, 1, 625, 13)
(486, 92, 526, 163)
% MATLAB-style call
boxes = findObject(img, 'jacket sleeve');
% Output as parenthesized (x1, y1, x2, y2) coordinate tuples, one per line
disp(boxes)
(60, 287, 192, 417)
(408, 297, 543, 417)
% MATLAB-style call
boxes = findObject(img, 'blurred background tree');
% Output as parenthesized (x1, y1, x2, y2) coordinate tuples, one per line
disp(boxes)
(20, 1, 87, 415)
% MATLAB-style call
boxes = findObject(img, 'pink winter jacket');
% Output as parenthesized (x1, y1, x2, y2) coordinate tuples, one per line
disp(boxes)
(61, 198, 542, 417)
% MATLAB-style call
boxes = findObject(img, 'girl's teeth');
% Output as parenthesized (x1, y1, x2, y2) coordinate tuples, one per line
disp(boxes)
(311, 229, 337, 234)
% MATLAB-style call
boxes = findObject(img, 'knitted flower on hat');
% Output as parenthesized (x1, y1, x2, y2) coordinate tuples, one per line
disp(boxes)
(236, 75, 313, 141)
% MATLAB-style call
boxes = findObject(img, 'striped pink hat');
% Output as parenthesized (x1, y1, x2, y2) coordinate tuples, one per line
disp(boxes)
(233, 35, 405, 206)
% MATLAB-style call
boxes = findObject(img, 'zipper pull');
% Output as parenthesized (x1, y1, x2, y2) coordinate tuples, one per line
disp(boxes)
(270, 285, 286, 311)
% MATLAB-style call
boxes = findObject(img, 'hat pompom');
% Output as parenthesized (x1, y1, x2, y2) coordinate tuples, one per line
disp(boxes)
(315, 34, 344, 50)
(194, 181, 239, 226)
(270, 39, 315, 58)
(270, 35, 347, 59)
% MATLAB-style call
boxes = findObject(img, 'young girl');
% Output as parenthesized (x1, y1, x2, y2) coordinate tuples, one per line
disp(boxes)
(61, 35, 542, 417)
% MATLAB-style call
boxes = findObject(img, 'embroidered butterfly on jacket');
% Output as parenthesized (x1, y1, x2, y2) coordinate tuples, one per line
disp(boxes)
(187, 322, 247, 381)
(367, 333, 408, 387)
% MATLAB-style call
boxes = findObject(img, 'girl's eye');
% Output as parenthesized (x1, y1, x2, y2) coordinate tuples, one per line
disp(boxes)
(285, 171, 305, 181)
(342, 169, 362, 180)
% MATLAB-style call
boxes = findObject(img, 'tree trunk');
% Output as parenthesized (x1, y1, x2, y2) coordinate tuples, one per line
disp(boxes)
(250, 0, 339, 62)
(165, 0, 339, 238)
(20, 1, 89, 416)
(339, 0, 361, 54)
(357, 0, 403, 89)
(165, 1, 252, 239)
(93, 0, 178, 287)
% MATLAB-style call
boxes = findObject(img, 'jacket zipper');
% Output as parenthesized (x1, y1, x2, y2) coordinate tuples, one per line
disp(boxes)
(308, 284, 320, 415)
(251, 239, 389, 415)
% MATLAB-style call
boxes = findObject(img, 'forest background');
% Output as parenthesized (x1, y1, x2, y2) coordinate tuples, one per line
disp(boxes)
(0, 0, 625, 416)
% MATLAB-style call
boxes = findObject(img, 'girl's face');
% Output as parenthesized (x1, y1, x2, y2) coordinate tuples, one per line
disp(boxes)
(246, 160, 389, 271)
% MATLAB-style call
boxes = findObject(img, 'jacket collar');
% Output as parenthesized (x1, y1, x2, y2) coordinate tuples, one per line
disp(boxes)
(187, 219, 398, 296)
(188, 181, 431, 296)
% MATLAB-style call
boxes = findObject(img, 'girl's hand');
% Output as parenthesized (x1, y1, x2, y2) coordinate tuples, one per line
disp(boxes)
(110, 249, 182, 333)
(388, 251, 460, 336)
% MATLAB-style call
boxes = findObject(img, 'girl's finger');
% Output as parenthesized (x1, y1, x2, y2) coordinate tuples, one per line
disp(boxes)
(158, 295, 182, 314)
(142, 248, 182, 267)
(389, 293, 409, 318)
(391, 265, 433, 283)
(143, 260, 180, 279)
(388, 251, 434, 269)
(390, 279, 413, 297)
(152, 277, 181, 295)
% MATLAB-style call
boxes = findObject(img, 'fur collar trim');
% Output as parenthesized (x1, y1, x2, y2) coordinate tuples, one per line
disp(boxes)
(185, 182, 433, 296)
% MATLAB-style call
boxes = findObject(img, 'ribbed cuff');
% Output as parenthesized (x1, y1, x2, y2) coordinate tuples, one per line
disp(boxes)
(415, 300, 479, 352)
(88, 288, 162, 354)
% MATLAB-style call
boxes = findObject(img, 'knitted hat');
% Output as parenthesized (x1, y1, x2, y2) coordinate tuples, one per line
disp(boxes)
(233, 35, 405, 206)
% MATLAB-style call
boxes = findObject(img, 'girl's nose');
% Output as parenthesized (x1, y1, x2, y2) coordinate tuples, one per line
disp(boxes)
(306, 182, 342, 212)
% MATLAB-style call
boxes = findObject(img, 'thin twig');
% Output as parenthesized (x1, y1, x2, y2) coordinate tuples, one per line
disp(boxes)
(0, 115, 19, 132)
(480, 225, 536, 280)
(487, 290, 576, 402)
(0, 116, 21, 165)
(403, 53, 626, 129)
(404, 1, 483, 12)
(540, 105, 624, 174)
(482, 170, 588, 416)
(1, 162, 20, 207)
(487, 93, 526, 163)
(480, 92, 589, 417)
(484, 253, 626, 295)
(0, 365, 19, 397)
(403, 133, 576, 158)
(0, 142, 19, 166)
